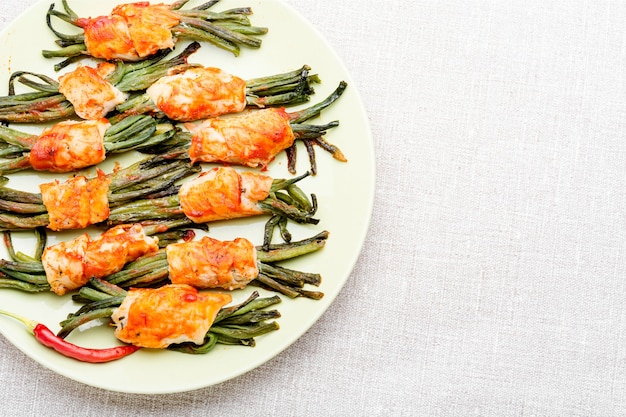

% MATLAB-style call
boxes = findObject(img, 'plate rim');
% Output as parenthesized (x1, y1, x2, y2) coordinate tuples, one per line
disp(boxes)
(0, 0, 376, 394)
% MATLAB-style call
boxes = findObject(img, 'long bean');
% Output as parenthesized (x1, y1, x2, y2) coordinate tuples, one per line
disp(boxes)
(0, 115, 183, 175)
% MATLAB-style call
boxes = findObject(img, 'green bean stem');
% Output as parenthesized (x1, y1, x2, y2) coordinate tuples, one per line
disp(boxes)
(0, 115, 183, 175)
(0, 71, 73, 123)
(284, 81, 348, 174)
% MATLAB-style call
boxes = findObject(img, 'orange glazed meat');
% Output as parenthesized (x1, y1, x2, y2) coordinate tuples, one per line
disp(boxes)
(41, 224, 159, 296)
(58, 64, 129, 120)
(39, 170, 111, 231)
(146, 67, 247, 121)
(186, 108, 295, 168)
(167, 236, 259, 290)
(29, 119, 109, 172)
(41, 234, 90, 296)
(82, 224, 160, 279)
(79, 14, 137, 61)
(78, 2, 180, 61)
(111, 284, 232, 348)
(178, 166, 273, 223)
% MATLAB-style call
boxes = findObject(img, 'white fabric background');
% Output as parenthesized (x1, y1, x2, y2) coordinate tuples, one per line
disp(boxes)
(2, 0, 626, 415)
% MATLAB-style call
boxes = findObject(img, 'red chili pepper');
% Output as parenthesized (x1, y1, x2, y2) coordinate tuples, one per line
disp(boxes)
(0, 309, 140, 363)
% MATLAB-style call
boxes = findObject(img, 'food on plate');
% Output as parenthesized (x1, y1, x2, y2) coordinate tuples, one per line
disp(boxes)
(0, 53, 315, 124)
(0, 42, 201, 123)
(0, 115, 177, 174)
(116, 64, 318, 121)
(0, 161, 318, 250)
(40, 169, 111, 231)
(96, 229, 328, 299)
(178, 165, 274, 223)
(186, 107, 295, 167)
(0, 154, 200, 231)
(80, 3, 181, 61)
(58, 65, 129, 120)
(140, 81, 348, 173)
(0, 0, 355, 378)
(60, 284, 281, 353)
(43, 1, 268, 69)
(146, 66, 247, 121)
(166, 237, 258, 290)
(54, 228, 329, 353)
(0, 215, 327, 299)
(29, 119, 109, 172)
(166, 230, 326, 298)
(107, 166, 320, 247)
(42, 224, 159, 295)
(112, 284, 232, 348)
(0, 220, 196, 294)
(0, 284, 281, 359)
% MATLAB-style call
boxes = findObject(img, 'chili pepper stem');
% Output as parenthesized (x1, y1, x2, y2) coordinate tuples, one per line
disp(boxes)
(0, 309, 37, 334)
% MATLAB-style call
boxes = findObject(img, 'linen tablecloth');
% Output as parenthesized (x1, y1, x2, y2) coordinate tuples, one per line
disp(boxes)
(2, 0, 626, 415)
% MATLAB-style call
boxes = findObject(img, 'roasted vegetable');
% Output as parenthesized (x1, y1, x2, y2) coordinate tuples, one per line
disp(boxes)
(106, 166, 320, 242)
(113, 64, 319, 122)
(1, 53, 317, 125)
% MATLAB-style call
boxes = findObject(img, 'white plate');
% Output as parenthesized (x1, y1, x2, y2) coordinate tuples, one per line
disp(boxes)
(0, 0, 374, 393)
